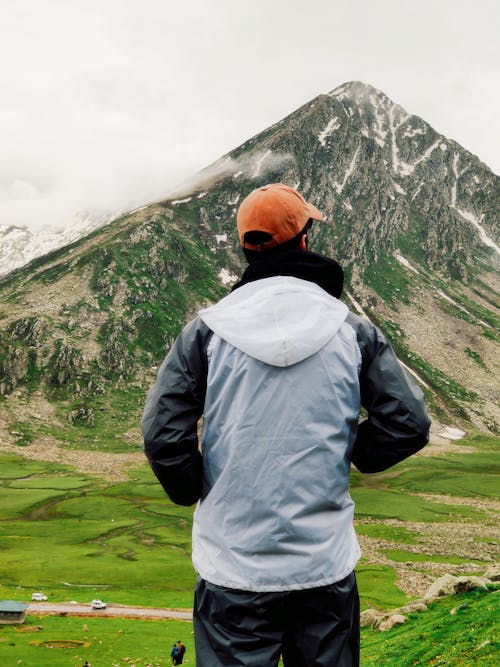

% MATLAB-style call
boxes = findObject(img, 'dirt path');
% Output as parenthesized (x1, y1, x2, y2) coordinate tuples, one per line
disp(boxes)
(28, 602, 192, 621)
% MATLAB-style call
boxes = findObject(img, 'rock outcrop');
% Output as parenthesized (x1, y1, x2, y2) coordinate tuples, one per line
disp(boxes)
(361, 568, 498, 631)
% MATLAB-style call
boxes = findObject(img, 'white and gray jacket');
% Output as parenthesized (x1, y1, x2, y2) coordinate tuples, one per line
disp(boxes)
(142, 275, 430, 592)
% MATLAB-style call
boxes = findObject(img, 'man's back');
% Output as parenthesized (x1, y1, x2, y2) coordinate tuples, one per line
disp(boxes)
(193, 275, 361, 591)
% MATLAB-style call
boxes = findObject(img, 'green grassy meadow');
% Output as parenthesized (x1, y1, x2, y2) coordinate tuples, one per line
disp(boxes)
(0, 457, 195, 609)
(0, 589, 497, 666)
(0, 614, 194, 667)
(0, 433, 498, 664)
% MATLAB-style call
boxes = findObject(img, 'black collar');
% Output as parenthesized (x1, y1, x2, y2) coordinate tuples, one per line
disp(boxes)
(233, 249, 344, 299)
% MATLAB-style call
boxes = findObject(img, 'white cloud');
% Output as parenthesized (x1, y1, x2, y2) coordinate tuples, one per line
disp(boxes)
(0, 0, 498, 231)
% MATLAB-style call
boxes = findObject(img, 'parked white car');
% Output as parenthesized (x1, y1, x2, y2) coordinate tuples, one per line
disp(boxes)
(91, 599, 107, 609)
(31, 593, 48, 601)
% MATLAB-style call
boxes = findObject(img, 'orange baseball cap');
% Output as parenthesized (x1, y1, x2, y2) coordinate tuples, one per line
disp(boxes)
(237, 183, 324, 251)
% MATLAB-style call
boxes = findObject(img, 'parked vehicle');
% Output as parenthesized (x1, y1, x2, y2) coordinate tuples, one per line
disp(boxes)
(31, 593, 47, 601)
(91, 599, 107, 609)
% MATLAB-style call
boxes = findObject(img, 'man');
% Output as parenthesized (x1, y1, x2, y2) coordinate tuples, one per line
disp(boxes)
(142, 183, 430, 666)
(177, 640, 186, 663)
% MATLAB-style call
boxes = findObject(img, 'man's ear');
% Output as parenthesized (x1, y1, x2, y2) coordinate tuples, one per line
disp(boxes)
(298, 234, 308, 251)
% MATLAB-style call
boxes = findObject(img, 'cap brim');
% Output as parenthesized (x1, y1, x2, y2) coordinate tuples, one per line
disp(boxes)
(306, 203, 324, 221)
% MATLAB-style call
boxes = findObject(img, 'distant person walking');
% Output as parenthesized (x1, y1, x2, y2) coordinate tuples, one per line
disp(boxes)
(170, 642, 179, 665)
(143, 183, 430, 666)
(177, 640, 186, 663)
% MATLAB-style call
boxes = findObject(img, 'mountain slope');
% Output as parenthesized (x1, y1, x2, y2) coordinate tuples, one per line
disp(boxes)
(0, 81, 498, 454)
(361, 586, 498, 666)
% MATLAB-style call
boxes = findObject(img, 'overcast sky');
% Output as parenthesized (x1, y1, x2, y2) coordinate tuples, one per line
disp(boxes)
(1, 0, 498, 232)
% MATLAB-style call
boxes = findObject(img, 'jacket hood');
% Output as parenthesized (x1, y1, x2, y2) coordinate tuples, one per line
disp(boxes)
(199, 276, 348, 367)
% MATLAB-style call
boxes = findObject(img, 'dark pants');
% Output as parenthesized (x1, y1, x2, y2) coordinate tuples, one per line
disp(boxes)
(193, 572, 360, 667)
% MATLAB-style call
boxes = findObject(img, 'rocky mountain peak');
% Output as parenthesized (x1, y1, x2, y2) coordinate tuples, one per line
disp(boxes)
(0, 82, 498, 446)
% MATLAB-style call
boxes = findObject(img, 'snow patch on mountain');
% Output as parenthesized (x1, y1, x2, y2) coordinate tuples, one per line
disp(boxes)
(318, 117, 340, 146)
(410, 140, 443, 172)
(345, 291, 368, 318)
(435, 288, 492, 328)
(172, 197, 192, 205)
(334, 146, 360, 194)
(395, 253, 420, 274)
(411, 181, 425, 201)
(387, 106, 444, 178)
(389, 106, 411, 176)
(454, 208, 499, 254)
(402, 126, 426, 139)
(218, 268, 238, 285)
(392, 180, 407, 196)
(448, 152, 498, 254)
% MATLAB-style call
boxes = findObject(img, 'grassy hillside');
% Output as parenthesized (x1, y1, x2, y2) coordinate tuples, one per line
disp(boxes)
(0, 588, 497, 666)
(361, 586, 498, 666)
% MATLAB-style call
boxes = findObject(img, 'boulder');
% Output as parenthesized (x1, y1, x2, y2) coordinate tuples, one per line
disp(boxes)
(454, 576, 489, 593)
(378, 614, 407, 631)
(424, 574, 490, 600)
(423, 574, 458, 600)
(360, 608, 384, 628)
(397, 602, 428, 614)
(483, 565, 500, 582)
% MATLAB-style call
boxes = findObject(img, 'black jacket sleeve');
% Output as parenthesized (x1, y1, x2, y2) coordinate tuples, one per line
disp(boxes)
(141, 317, 212, 505)
(347, 312, 431, 473)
